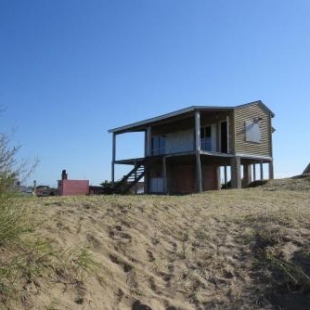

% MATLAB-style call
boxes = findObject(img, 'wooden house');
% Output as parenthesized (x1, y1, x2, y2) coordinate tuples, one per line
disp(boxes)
(108, 100, 275, 194)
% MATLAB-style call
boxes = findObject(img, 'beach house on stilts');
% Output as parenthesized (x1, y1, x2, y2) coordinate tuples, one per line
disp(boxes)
(108, 100, 275, 194)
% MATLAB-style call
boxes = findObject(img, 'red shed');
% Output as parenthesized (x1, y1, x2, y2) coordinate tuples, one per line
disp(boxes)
(58, 180, 89, 196)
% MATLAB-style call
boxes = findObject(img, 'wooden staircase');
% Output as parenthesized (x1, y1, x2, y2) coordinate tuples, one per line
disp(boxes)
(111, 162, 145, 194)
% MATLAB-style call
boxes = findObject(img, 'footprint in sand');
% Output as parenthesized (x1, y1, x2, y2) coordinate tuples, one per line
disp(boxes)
(132, 300, 152, 310)
(109, 225, 132, 242)
(109, 254, 133, 273)
(146, 249, 155, 262)
(86, 233, 101, 249)
(132, 300, 177, 310)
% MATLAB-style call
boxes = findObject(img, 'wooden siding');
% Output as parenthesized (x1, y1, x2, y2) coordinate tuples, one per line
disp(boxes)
(152, 117, 194, 135)
(234, 103, 272, 157)
(167, 163, 218, 193)
(169, 164, 195, 194)
(200, 113, 228, 126)
(149, 162, 163, 178)
(202, 165, 218, 191)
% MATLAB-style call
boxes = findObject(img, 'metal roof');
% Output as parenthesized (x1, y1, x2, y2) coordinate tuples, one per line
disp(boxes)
(108, 100, 275, 134)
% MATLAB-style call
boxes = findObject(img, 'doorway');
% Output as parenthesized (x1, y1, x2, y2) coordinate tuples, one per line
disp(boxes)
(220, 121, 228, 153)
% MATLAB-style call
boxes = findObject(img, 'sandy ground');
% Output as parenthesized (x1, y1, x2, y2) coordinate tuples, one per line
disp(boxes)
(2, 176, 310, 310)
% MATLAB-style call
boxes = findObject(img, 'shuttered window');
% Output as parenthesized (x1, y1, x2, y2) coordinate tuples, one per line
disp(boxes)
(245, 120, 261, 143)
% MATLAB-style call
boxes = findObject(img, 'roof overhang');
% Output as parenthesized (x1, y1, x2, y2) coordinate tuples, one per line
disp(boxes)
(236, 100, 275, 118)
(108, 100, 275, 134)
(108, 105, 234, 134)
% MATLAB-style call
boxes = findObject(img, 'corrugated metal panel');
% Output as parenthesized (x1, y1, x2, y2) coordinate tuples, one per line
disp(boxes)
(234, 103, 272, 157)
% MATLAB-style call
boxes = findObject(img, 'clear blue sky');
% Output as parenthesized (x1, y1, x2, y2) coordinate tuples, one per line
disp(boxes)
(1, 0, 309, 187)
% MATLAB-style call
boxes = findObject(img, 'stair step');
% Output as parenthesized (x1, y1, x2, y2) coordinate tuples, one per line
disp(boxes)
(111, 163, 146, 194)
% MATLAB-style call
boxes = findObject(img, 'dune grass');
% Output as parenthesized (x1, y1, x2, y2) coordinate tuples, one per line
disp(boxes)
(0, 197, 99, 310)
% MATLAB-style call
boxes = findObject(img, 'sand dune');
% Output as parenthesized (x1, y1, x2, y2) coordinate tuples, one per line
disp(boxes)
(2, 176, 310, 309)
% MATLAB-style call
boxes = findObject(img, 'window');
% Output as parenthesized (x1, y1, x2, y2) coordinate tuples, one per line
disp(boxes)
(151, 136, 166, 155)
(245, 120, 261, 143)
(200, 126, 212, 151)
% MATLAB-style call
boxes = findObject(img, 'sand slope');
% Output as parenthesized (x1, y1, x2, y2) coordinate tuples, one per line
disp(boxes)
(2, 176, 310, 309)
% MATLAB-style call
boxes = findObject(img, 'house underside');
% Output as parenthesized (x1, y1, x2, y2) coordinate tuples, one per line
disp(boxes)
(114, 152, 272, 194)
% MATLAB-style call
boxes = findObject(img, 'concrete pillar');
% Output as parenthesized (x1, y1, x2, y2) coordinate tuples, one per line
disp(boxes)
(260, 160, 264, 180)
(224, 166, 228, 186)
(243, 164, 252, 187)
(145, 127, 152, 157)
(111, 133, 116, 186)
(253, 164, 256, 181)
(195, 111, 203, 193)
(163, 156, 167, 194)
(134, 162, 138, 194)
(231, 157, 241, 189)
(269, 161, 274, 180)
(216, 167, 221, 190)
